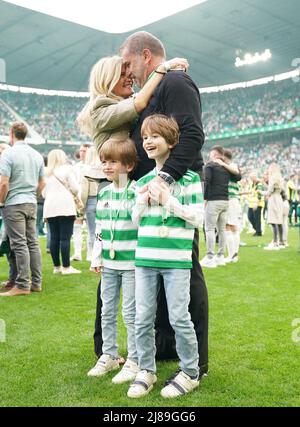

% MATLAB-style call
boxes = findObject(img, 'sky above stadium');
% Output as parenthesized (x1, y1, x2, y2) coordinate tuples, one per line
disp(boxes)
(4, 0, 207, 33)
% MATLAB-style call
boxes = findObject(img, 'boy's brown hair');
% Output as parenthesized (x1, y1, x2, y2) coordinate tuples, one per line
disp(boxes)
(11, 122, 28, 140)
(99, 138, 138, 169)
(141, 114, 180, 148)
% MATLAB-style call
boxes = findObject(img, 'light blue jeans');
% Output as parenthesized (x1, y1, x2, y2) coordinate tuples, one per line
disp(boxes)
(85, 196, 97, 257)
(135, 267, 199, 378)
(101, 268, 137, 363)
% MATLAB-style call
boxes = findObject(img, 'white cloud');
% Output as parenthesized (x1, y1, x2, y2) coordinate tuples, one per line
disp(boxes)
(3, 0, 207, 33)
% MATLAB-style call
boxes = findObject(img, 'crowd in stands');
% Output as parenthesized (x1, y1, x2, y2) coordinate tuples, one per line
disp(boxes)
(0, 78, 299, 142)
(0, 100, 15, 137)
(0, 91, 86, 141)
(219, 137, 300, 180)
(202, 79, 300, 135)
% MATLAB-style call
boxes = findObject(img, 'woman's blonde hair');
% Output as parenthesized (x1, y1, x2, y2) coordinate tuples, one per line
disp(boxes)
(47, 149, 68, 176)
(268, 163, 283, 189)
(77, 56, 123, 136)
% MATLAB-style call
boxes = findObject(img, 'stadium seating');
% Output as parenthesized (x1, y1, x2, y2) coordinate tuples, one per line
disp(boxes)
(0, 78, 299, 143)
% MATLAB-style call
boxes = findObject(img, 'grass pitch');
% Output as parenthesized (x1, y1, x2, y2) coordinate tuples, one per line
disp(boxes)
(0, 227, 299, 407)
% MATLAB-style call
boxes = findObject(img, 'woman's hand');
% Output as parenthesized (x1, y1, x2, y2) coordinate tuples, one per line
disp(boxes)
(213, 158, 226, 167)
(157, 58, 189, 73)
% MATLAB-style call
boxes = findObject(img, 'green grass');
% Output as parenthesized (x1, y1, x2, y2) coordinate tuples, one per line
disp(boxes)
(0, 227, 300, 407)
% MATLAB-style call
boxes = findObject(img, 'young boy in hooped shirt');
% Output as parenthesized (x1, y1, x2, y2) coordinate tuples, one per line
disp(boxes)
(89, 138, 139, 384)
(128, 114, 204, 399)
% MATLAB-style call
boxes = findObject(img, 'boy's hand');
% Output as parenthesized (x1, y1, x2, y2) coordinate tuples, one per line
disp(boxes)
(149, 181, 170, 205)
(138, 185, 150, 204)
(90, 266, 102, 274)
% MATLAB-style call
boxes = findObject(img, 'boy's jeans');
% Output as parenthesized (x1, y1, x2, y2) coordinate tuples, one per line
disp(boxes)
(135, 267, 199, 378)
(101, 268, 137, 363)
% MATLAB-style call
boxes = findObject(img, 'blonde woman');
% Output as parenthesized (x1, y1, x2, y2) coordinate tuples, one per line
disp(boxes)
(77, 55, 188, 152)
(43, 149, 81, 274)
(264, 163, 285, 250)
(81, 146, 101, 260)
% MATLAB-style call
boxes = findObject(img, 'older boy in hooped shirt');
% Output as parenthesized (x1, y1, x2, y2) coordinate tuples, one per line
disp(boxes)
(128, 115, 204, 399)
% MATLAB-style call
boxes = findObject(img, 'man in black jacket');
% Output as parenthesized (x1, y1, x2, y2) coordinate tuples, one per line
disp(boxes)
(120, 31, 208, 378)
(92, 31, 208, 379)
(201, 146, 241, 269)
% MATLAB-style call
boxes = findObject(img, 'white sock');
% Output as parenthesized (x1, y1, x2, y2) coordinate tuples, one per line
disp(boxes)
(226, 231, 235, 258)
(232, 231, 240, 255)
(72, 223, 83, 258)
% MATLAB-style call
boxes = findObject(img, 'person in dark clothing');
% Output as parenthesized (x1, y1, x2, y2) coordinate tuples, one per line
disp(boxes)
(92, 31, 208, 380)
(201, 146, 241, 269)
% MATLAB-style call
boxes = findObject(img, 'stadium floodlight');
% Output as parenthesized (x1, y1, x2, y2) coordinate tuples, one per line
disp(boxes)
(3, 0, 208, 33)
(235, 49, 272, 68)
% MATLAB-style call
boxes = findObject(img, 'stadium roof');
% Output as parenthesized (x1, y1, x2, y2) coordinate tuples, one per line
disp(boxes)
(0, 0, 299, 91)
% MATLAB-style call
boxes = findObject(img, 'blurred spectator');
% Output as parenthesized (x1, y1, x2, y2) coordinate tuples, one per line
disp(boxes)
(43, 149, 81, 275)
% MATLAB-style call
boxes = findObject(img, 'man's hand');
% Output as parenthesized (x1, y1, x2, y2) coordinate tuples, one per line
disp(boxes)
(0, 176, 9, 204)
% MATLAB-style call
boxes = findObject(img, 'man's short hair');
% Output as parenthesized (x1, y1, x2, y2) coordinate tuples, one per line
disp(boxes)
(100, 138, 138, 169)
(120, 31, 166, 58)
(141, 114, 180, 148)
(210, 145, 224, 156)
(223, 148, 233, 160)
(11, 122, 28, 140)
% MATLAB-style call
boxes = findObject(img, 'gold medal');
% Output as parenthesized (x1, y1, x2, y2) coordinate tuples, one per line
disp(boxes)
(109, 247, 115, 260)
(159, 226, 169, 238)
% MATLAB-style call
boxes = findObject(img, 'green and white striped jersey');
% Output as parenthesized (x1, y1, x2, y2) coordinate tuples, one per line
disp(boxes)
(228, 181, 241, 199)
(91, 180, 137, 270)
(132, 168, 204, 269)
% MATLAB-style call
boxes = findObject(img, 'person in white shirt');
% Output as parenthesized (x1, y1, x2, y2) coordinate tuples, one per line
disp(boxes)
(43, 149, 81, 275)
(71, 144, 91, 261)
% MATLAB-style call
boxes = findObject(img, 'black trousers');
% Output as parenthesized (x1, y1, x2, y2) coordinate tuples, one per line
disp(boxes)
(248, 207, 262, 235)
(93, 229, 209, 373)
(48, 216, 75, 268)
(289, 201, 298, 224)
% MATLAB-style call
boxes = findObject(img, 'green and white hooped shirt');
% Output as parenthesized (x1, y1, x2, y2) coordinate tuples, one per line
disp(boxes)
(132, 168, 204, 270)
(91, 180, 138, 271)
(228, 181, 241, 200)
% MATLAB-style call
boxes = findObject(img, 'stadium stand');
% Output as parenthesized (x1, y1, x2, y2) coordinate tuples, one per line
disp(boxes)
(203, 79, 299, 136)
(0, 78, 299, 144)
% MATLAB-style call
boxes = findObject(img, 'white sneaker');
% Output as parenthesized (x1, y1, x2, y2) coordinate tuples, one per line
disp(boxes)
(215, 255, 226, 266)
(87, 354, 119, 377)
(70, 255, 82, 262)
(160, 371, 199, 398)
(112, 359, 140, 384)
(264, 242, 280, 251)
(127, 370, 157, 398)
(200, 256, 217, 268)
(53, 266, 62, 274)
(61, 266, 81, 275)
(231, 254, 239, 263)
